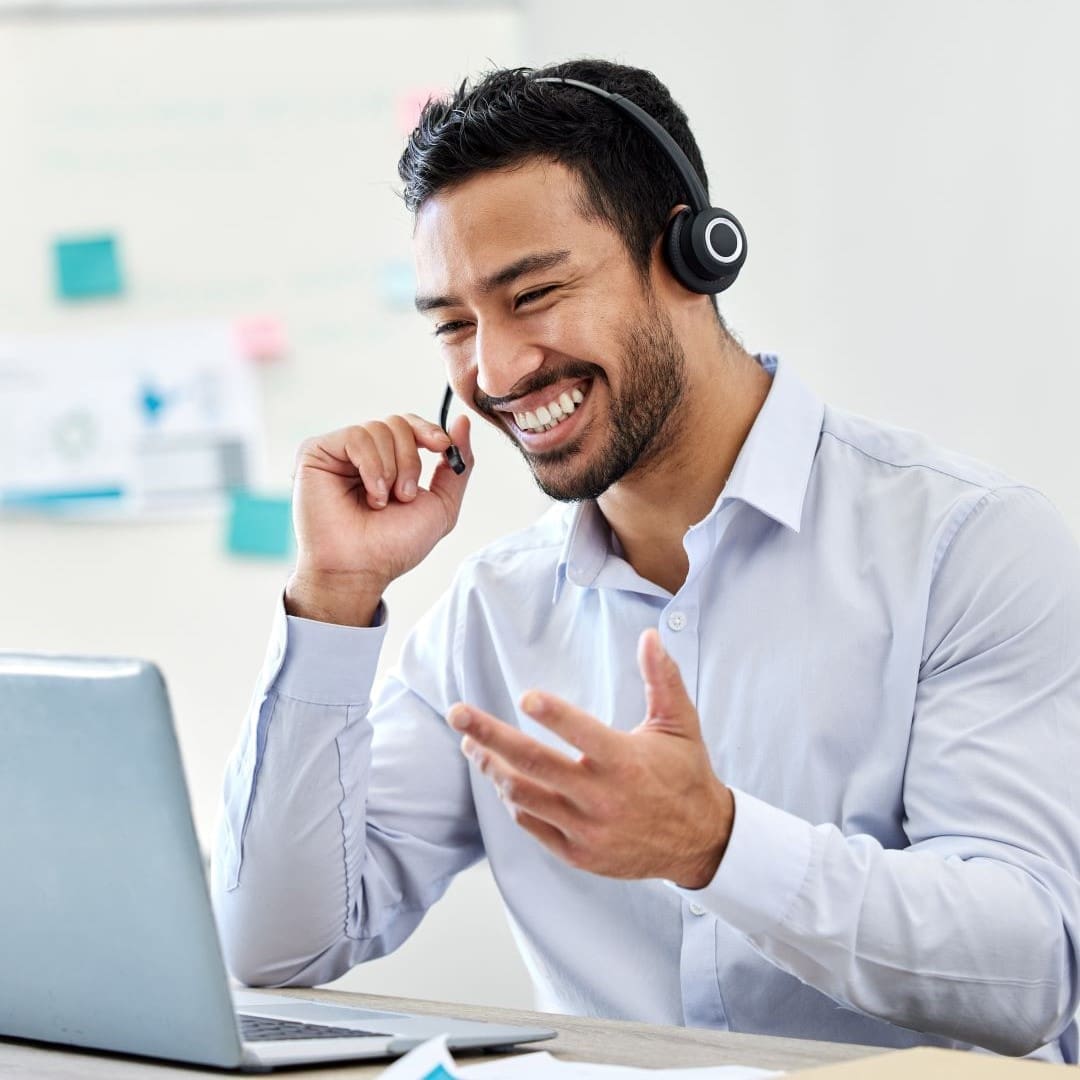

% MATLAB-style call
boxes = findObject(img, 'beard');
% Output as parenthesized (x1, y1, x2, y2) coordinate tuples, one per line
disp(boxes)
(478, 304, 690, 502)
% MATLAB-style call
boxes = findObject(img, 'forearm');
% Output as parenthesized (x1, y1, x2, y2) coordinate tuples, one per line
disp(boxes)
(211, 606, 397, 985)
(211, 688, 376, 986)
(762, 826, 1077, 1055)
(211, 593, 484, 987)
(686, 791, 1080, 1056)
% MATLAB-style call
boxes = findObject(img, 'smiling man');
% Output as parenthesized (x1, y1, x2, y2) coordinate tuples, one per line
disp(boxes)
(212, 60, 1080, 1060)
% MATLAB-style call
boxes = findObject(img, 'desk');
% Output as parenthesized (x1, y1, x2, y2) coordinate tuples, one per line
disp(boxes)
(0, 988, 888, 1077)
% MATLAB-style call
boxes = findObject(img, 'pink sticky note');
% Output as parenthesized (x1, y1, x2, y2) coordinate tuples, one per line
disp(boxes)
(235, 315, 288, 362)
(396, 86, 447, 137)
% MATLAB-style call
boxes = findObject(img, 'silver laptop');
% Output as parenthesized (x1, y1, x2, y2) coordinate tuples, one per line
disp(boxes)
(0, 652, 555, 1071)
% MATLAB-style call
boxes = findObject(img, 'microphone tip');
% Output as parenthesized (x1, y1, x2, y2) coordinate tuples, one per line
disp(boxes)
(445, 445, 467, 475)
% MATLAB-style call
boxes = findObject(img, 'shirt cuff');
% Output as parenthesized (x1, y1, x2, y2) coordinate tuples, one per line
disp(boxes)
(273, 602, 389, 705)
(674, 787, 815, 937)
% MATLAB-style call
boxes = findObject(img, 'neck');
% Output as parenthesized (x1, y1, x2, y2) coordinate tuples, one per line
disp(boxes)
(597, 332, 772, 595)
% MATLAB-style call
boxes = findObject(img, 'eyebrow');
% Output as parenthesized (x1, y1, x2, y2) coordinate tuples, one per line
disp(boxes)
(414, 249, 572, 314)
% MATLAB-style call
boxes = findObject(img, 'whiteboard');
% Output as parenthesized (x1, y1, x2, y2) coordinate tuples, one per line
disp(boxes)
(0, 7, 542, 829)
(0, 3, 542, 1008)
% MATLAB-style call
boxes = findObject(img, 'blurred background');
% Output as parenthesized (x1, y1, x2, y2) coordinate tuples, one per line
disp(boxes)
(1, 0, 1077, 1011)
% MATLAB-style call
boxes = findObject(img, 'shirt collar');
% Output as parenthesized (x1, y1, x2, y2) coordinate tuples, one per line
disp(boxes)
(553, 498, 611, 601)
(553, 355, 824, 601)
(719, 354, 824, 533)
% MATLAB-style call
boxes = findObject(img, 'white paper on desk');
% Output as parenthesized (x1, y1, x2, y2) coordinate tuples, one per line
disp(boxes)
(379, 1037, 780, 1080)
(380, 1035, 459, 1080)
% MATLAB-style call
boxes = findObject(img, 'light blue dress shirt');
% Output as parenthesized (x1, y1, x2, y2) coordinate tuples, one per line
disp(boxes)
(212, 356, 1080, 1061)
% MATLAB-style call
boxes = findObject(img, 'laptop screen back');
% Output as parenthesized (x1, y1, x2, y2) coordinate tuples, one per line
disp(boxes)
(0, 654, 244, 1069)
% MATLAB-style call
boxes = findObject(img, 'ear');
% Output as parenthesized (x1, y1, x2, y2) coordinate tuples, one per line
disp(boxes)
(650, 205, 709, 314)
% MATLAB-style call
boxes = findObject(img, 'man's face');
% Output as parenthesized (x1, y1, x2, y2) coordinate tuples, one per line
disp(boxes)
(413, 159, 688, 501)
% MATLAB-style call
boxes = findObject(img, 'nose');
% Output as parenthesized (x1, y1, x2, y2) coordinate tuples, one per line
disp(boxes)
(473, 317, 545, 402)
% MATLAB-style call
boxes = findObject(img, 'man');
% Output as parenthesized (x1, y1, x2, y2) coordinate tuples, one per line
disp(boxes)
(211, 60, 1080, 1060)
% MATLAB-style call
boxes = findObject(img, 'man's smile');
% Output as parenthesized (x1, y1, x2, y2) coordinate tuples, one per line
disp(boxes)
(494, 377, 595, 449)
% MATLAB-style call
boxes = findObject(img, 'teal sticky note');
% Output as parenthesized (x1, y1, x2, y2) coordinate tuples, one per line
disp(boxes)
(226, 491, 294, 559)
(53, 234, 124, 301)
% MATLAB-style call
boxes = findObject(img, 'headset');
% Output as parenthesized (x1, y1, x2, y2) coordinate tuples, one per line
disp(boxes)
(439, 75, 747, 475)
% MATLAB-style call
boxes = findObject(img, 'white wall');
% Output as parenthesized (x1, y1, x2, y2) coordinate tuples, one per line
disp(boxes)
(2, 0, 1079, 1013)
(523, 0, 1080, 522)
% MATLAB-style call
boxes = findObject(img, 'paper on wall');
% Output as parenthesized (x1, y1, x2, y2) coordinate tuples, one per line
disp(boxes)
(0, 320, 262, 518)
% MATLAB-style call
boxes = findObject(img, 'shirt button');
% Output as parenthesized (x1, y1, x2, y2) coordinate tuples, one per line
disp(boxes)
(689, 903, 706, 916)
(667, 611, 687, 632)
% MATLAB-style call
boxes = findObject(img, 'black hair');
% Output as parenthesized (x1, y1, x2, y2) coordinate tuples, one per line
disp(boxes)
(397, 59, 714, 287)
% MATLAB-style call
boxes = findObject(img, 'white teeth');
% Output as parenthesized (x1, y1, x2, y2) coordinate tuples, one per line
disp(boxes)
(514, 384, 588, 432)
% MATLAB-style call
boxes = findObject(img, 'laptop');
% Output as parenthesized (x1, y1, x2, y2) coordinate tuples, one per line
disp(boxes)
(0, 652, 555, 1071)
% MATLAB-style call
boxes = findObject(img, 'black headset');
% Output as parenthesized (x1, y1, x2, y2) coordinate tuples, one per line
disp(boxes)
(439, 75, 746, 474)
(536, 76, 747, 295)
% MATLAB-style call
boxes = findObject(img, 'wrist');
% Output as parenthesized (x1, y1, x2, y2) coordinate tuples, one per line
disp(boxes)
(285, 568, 387, 627)
(671, 781, 735, 890)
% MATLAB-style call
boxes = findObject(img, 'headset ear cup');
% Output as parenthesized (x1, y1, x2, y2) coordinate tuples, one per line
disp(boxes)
(664, 209, 738, 295)
(664, 209, 699, 292)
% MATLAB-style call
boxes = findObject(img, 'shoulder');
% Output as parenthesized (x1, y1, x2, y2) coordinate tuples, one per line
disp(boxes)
(453, 501, 571, 589)
(820, 404, 1020, 495)
(812, 405, 1071, 580)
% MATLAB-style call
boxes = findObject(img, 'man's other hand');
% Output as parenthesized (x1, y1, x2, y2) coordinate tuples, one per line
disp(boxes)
(447, 628, 734, 888)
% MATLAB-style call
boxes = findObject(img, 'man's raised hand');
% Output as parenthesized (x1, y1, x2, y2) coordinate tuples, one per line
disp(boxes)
(286, 413, 473, 626)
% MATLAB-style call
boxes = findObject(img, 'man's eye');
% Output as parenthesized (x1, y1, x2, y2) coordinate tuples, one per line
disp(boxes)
(434, 321, 470, 337)
(515, 286, 555, 308)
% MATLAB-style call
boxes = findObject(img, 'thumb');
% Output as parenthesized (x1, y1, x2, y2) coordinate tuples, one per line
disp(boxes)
(637, 628, 699, 734)
(428, 413, 473, 527)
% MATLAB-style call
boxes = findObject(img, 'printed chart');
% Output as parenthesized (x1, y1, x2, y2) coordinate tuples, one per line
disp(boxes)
(0, 320, 262, 517)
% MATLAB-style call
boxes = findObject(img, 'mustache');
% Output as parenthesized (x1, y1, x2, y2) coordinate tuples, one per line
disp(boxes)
(474, 360, 604, 414)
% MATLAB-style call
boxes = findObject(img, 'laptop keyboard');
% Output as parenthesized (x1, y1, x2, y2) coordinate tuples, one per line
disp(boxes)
(238, 1013, 392, 1042)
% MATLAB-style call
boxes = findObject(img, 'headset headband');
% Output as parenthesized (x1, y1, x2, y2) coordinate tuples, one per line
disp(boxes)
(533, 76, 710, 212)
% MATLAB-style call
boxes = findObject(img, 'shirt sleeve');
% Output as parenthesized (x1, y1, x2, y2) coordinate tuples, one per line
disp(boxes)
(676, 484, 1080, 1057)
(210, 583, 484, 987)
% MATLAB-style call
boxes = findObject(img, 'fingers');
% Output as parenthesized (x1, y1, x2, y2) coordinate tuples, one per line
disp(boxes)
(452, 727, 578, 832)
(384, 415, 423, 502)
(402, 412, 458, 454)
(428, 413, 474, 529)
(297, 415, 453, 511)
(448, 702, 588, 829)
(352, 422, 397, 509)
(448, 702, 579, 785)
(637, 629, 698, 734)
(518, 689, 616, 761)
(298, 424, 391, 510)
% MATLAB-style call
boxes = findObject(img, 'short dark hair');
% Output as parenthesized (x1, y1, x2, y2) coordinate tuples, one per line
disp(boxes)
(397, 59, 713, 285)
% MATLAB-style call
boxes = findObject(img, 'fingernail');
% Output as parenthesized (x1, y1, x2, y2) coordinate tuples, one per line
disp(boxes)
(521, 691, 545, 716)
(448, 705, 471, 732)
(375, 478, 388, 501)
(402, 479, 417, 498)
(460, 734, 475, 757)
